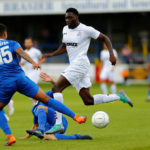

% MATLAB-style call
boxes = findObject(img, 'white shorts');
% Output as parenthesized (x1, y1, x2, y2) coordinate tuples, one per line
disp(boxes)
(26, 70, 41, 84)
(61, 64, 91, 93)
(100, 67, 114, 82)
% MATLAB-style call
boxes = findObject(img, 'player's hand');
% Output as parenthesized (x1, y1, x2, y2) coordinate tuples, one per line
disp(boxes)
(40, 72, 56, 84)
(109, 55, 116, 66)
(42, 53, 53, 58)
(32, 63, 41, 70)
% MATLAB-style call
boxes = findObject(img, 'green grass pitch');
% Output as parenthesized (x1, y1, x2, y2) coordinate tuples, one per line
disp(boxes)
(0, 83, 150, 150)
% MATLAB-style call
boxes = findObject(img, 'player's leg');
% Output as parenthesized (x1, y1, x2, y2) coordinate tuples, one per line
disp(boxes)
(46, 133, 92, 140)
(7, 100, 14, 115)
(109, 71, 117, 94)
(50, 75, 71, 132)
(100, 80, 108, 94)
(100, 68, 108, 94)
(33, 88, 87, 122)
(27, 105, 48, 139)
(79, 88, 133, 107)
(18, 76, 87, 125)
(0, 103, 16, 146)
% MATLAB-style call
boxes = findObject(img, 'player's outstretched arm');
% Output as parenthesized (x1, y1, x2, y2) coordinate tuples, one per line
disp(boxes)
(42, 43, 66, 58)
(98, 33, 116, 65)
(16, 48, 41, 70)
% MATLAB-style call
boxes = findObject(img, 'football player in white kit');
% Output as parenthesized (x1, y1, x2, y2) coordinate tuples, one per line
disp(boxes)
(100, 44, 118, 94)
(43, 8, 133, 134)
(20, 37, 45, 104)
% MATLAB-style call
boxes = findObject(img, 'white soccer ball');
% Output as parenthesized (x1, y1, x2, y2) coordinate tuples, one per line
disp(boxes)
(91, 111, 109, 128)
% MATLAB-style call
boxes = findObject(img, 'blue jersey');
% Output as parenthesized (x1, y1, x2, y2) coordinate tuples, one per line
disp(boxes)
(0, 39, 24, 80)
(0, 39, 39, 105)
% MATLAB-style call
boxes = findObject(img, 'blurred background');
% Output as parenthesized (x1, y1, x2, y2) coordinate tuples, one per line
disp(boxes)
(0, 0, 150, 83)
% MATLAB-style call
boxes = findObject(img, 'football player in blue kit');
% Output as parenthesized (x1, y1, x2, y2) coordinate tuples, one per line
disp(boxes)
(24, 90, 92, 141)
(0, 24, 87, 146)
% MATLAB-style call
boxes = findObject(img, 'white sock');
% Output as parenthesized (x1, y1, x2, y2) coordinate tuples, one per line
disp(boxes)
(111, 84, 116, 94)
(100, 83, 108, 94)
(53, 93, 63, 124)
(93, 94, 120, 105)
(8, 100, 14, 115)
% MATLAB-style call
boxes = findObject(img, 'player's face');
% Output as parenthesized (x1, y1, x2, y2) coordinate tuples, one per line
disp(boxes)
(65, 12, 78, 29)
(24, 39, 33, 50)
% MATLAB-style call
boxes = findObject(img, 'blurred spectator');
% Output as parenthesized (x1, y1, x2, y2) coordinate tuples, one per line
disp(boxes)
(121, 44, 134, 64)
(136, 56, 144, 64)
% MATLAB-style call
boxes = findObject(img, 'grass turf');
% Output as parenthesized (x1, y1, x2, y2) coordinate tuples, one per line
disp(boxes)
(0, 83, 150, 150)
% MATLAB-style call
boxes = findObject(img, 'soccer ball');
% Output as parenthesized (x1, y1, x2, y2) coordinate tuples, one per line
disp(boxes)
(91, 111, 109, 128)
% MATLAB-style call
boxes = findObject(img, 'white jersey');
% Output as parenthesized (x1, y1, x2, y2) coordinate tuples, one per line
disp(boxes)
(62, 23, 100, 67)
(61, 23, 100, 92)
(21, 47, 42, 72)
(100, 49, 118, 69)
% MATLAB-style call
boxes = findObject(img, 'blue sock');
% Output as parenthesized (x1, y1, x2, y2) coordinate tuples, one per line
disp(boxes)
(37, 108, 47, 133)
(0, 110, 12, 135)
(55, 133, 77, 140)
(48, 98, 75, 118)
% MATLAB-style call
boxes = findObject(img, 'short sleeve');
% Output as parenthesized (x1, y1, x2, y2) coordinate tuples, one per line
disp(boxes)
(13, 41, 22, 51)
(87, 26, 100, 39)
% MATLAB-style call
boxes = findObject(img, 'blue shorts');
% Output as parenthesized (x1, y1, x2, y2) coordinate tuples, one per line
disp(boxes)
(0, 73, 39, 104)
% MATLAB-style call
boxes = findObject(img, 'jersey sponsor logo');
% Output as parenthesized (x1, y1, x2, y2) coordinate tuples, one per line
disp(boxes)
(66, 43, 78, 47)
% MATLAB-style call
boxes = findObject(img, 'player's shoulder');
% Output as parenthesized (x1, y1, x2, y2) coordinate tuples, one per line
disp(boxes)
(63, 25, 68, 31)
(6, 40, 18, 45)
(78, 23, 92, 31)
(80, 23, 95, 31)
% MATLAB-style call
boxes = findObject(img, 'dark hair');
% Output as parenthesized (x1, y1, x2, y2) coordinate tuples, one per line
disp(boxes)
(0, 24, 7, 36)
(25, 37, 33, 41)
(66, 8, 79, 16)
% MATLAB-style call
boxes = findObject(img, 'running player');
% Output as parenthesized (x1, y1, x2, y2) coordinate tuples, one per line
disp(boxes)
(100, 44, 118, 94)
(43, 8, 133, 134)
(20, 37, 45, 104)
(0, 23, 87, 146)
(23, 91, 92, 140)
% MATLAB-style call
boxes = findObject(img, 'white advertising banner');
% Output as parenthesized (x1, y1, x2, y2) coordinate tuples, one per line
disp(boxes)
(0, 0, 150, 16)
